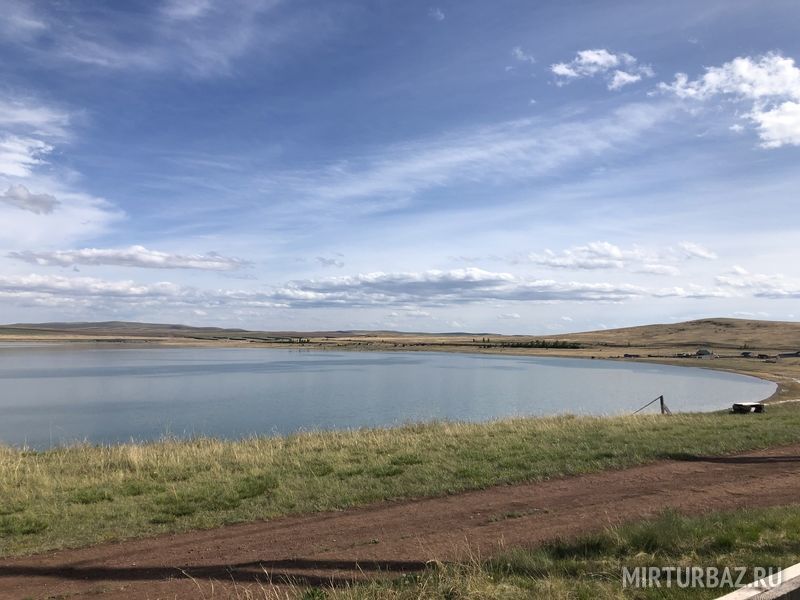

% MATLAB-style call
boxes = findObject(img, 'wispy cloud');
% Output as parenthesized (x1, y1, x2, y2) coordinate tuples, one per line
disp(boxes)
(270, 268, 647, 307)
(0, 93, 71, 177)
(0, 92, 122, 246)
(0, 0, 47, 41)
(0, 273, 184, 300)
(528, 241, 625, 270)
(716, 266, 800, 298)
(651, 285, 731, 299)
(0, 97, 71, 138)
(551, 49, 654, 90)
(0, 184, 121, 249)
(523, 241, 714, 274)
(659, 53, 800, 148)
(677, 241, 717, 260)
(428, 7, 445, 21)
(0, 184, 60, 214)
(315, 255, 345, 268)
(266, 102, 673, 208)
(4, 0, 329, 78)
(635, 264, 681, 276)
(511, 46, 536, 65)
(160, 0, 215, 20)
(8, 246, 248, 271)
(0, 136, 53, 177)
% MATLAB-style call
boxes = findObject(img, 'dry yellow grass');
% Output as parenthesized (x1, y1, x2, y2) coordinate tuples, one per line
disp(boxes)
(4, 405, 800, 557)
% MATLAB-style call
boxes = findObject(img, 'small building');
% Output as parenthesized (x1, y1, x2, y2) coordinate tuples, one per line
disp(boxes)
(778, 350, 800, 358)
(741, 351, 753, 358)
(696, 348, 714, 358)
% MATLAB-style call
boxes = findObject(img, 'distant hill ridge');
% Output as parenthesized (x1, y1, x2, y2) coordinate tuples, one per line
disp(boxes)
(1, 317, 799, 350)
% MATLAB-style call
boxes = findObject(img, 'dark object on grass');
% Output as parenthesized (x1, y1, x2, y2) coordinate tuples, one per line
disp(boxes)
(731, 402, 765, 414)
(632, 394, 671, 415)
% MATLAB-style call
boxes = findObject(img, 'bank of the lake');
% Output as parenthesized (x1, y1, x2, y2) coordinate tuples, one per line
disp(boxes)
(4, 403, 800, 557)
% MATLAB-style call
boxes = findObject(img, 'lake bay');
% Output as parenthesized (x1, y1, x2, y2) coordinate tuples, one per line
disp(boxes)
(0, 346, 775, 448)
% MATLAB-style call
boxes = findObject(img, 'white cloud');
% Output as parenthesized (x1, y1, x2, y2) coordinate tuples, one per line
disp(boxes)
(0, 180, 122, 249)
(525, 241, 705, 275)
(749, 101, 800, 148)
(8, 246, 248, 271)
(635, 263, 681, 276)
(0, 94, 72, 177)
(0, 94, 122, 247)
(677, 241, 717, 260)
(529, 241, 625, 270)
(0, 97, 71, 138)
(0, 261, 783, 321)
(660, 54, 800, 101)
(0, 135, 53, 177)
(269, 268, 647, 307)
(428, 7, 445, 21)
(659, 53, 800, 148)
(0, 273, 184, 299)
(609, 70, 642, 90)
(651, 285, 731, 299)
(0, 184, 60, 214)
(716, 267, 800, 298)
(511, 46, 536, 65)
(394, 308, 431, 318)
(551, 49, 653, 90)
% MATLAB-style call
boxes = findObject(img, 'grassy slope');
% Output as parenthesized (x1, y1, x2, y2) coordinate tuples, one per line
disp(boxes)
(328, 506, 800, 600)
(552, 317, 800, 350)
(3, 405, 800, 557)
(2, 317, 799, 349)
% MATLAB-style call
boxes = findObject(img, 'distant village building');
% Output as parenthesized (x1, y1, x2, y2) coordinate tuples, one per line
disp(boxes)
(696, 348, 714, 358)
(778, 350, 800, 358)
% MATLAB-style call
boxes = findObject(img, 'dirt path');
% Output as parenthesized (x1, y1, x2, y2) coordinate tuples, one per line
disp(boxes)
(3, 445, 800, 599)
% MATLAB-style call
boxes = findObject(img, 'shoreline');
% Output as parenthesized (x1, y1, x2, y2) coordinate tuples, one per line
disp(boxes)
(4, 404, 800, 560)
(1, 334, 794, 404)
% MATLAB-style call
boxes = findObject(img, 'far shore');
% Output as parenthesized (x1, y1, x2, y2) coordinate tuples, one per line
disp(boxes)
(2, 329, 798, 406)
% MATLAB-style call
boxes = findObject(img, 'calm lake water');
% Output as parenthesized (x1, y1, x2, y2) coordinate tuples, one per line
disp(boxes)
(0, 345, 775, 448)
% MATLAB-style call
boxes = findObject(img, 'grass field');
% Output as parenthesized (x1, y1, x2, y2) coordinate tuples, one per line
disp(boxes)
(320, 506, 800, 600)
(3, 404, 800, 558)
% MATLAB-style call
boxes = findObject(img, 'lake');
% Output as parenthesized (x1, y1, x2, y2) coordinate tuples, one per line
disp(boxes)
(0, 345, 775, 448)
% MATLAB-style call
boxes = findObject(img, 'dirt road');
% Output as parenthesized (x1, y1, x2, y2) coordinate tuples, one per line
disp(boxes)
(2, 445, 800, 599)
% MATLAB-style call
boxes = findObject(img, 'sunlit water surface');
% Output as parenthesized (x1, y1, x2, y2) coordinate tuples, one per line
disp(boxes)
(0, 346, 775, 448)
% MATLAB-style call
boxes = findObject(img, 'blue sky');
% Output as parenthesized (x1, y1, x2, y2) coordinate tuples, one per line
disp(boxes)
(1, 0, 799, 333)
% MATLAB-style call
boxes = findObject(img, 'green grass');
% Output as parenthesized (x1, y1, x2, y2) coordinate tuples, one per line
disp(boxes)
(320, 505, 800, 600)
(2, 405, 800, 557)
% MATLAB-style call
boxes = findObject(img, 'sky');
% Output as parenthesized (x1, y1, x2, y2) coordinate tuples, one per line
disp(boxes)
(1, 0, 799, 334)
